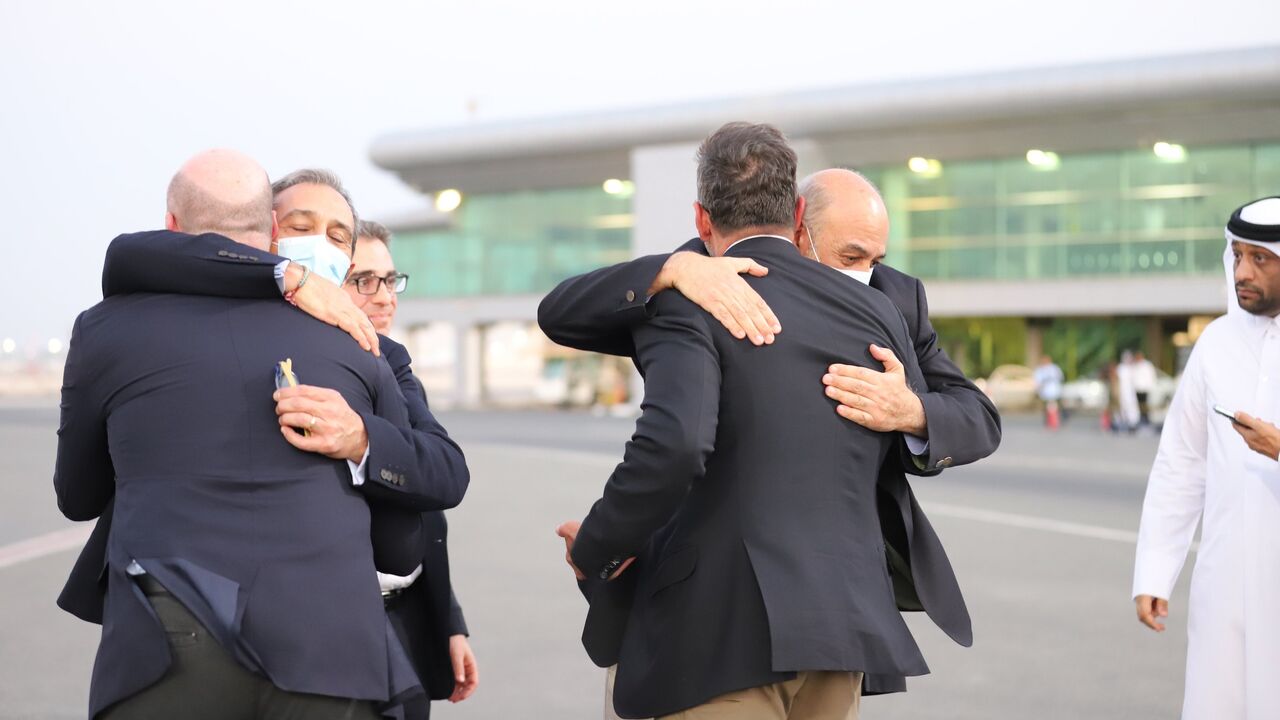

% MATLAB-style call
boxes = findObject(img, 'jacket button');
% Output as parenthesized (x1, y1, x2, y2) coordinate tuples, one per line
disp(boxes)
(625, 290, 636, 303)
(217, 250, 229, 257)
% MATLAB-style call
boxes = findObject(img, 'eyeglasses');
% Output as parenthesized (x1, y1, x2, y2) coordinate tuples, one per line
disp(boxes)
(348, 273, 409, 295)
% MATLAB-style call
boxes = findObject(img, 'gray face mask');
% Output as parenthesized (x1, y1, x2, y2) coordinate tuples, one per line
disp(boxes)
(806, 226, 873, 286)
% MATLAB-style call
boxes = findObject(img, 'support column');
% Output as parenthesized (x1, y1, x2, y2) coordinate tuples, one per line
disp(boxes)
(1025, 322, 1045, 368)
(454, 322, 485, 408)
(629, 141, 700, 402)
(1145, 316, 1165, 369)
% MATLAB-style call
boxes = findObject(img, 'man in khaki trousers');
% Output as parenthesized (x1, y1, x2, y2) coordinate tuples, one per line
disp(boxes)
(551, 123, 933, 720)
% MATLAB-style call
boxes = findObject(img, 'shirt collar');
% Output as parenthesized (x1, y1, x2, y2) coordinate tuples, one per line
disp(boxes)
(1239, 308, 1280, 342)
(724, 234, 793, 253)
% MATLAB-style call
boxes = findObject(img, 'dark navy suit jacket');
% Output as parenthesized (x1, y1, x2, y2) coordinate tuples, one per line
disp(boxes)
(538, 238, 1001, 697)
(380, 338, 471, 703)
(54, 292, 433, 717)
(562, 237, 935, 718)
(61, 230, 472, 709)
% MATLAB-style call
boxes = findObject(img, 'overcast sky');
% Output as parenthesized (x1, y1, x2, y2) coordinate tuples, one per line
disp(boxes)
(3, 0, 1279, 351)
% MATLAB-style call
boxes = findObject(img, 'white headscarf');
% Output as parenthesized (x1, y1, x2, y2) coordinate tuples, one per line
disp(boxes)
(1224, 197, 1280, 318)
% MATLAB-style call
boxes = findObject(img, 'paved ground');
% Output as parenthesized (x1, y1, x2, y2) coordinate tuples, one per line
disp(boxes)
(0, 402, 1190, 719)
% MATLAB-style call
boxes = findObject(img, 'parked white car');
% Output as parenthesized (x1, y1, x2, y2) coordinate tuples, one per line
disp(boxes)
(979, 364, 1039, 411)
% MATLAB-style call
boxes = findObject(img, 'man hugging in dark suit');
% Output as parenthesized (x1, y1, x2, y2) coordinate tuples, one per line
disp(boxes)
(53, 150, 461, 719)
(552, 123, 939, 720)
(539, 168, 1000, 703)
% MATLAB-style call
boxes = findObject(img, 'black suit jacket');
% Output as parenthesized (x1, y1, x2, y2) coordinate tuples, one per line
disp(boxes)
(99, 230, 470, 512)
(380, 338, 471, 703)
(562, 237, 932, 718)
(54, 292, 428, 718)
(538, 238, 1000, 696)
(63, 231, 474, 707)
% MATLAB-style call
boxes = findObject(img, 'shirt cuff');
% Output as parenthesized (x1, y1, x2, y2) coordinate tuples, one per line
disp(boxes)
(273, 260, 291, 296)
(347, 446, 370, 486)
(904, 434, 929, 457)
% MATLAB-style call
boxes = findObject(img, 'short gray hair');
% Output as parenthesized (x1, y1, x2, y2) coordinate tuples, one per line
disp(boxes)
(356, 220, 392, 246)
(696, 122, 798, 232)
(271, 168, 359, 236)
(166, 172, 273, 237)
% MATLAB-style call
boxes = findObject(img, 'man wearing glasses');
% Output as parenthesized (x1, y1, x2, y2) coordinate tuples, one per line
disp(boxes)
(346, 221, 409, 334)
(60, 169, 473, 719)
(346, 219, 480, 718)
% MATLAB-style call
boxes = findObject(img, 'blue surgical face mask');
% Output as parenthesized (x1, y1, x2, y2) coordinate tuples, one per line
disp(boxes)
(276, 234, 352, 287)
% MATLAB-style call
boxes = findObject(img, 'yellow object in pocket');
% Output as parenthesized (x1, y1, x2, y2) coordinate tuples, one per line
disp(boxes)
(274, 358, 310, 437)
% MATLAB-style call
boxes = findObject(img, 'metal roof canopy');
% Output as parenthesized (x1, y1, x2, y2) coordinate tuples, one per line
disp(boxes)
(371, 46, 1280, 196)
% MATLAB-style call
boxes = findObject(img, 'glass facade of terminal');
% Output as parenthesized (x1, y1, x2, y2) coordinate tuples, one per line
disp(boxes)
(390, 141, 1279, 379)
(394, 187, 632, 298)
(865, 142, 1280, 281)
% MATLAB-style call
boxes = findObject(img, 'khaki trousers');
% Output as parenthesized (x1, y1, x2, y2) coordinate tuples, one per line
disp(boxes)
(657, 671, 863, 720)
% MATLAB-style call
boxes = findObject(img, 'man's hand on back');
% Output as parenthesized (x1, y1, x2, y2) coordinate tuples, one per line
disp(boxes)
(651, 251, 780, 346)
(274, 385, 369, 462)
(284, 263, 380, 356)
(823, 344, 928, 435)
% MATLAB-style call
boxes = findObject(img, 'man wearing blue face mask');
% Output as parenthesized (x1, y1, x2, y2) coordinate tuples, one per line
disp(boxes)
(271, 169, 363, 288)
(59, 166, 471, 718)
(539, 167, 1000, 706)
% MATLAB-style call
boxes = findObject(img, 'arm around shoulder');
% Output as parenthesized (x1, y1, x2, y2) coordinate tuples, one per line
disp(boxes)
(102, 230, 283, 299)
(536, 253, 672, 357)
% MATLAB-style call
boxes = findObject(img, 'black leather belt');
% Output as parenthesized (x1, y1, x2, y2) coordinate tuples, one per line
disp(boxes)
(382, 587, 406, 604)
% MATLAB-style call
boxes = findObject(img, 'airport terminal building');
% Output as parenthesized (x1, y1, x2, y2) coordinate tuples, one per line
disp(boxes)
(370, 46, 1280, 407)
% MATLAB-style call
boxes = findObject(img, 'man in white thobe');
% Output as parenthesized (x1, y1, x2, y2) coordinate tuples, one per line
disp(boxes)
(1133, 195, 1280, 720)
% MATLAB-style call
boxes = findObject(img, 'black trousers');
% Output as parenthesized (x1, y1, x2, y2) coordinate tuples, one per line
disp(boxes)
(385, 591, 432, 720)
(1136, 391, 1150, 425)
(100, 577, 382, 720)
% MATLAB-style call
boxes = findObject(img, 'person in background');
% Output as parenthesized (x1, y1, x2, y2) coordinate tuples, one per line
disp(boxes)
(350, 219, 479, 717)
(1102, 360, 1121, 432)
(1131, 350, 1158, 429)
(1116, 350, 1141, 432)
(1032, 355, 1064, 429)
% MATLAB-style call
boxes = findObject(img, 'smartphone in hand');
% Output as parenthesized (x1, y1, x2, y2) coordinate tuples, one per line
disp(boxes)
(1213, 405, 1245, 426)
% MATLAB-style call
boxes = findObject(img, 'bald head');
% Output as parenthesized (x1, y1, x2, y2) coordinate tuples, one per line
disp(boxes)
(165, 149, 274, 250)
(798, 169, 889, 272)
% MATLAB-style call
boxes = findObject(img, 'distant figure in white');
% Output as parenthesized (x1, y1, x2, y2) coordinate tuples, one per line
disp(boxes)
(1130, 350, 1158, 429)
(1133, 196, 1280, 720)
(1115, 350, 1141, 432)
